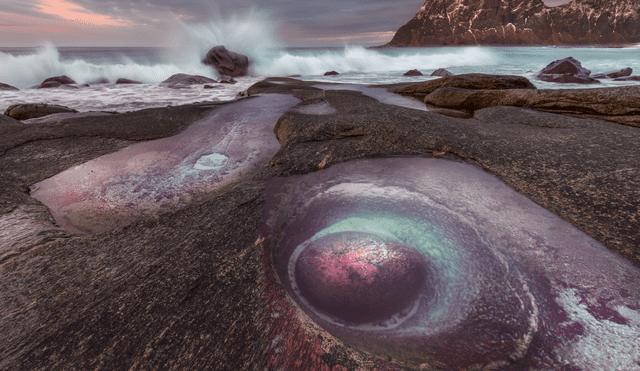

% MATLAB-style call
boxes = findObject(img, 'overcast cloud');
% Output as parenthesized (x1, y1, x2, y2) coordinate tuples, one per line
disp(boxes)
(0, 0, 573, 47)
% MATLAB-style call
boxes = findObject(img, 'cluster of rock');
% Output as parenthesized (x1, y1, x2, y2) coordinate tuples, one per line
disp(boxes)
(0, 45, 249, 94)
(392, 71, 640, 126)
(384, 0, 640, 46)
(536, 57, 639, 84)
(403, 68, 454, 77)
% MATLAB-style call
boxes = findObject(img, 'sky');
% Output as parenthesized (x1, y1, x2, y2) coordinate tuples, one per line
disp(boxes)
(0, 0, 573, 47)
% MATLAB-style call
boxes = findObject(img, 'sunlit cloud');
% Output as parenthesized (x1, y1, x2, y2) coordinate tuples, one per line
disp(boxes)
(36, 0, 133, 27)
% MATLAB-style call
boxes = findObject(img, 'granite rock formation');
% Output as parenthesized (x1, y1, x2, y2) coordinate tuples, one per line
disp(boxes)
(41, 75, 76, 85)
(161, 73, 217, 87)
(202, 45, 250, 77)
(115, 78, 143, 84)
(593, 67, 633, 79)
(403, 69, 423, 76)
(4, 104, 79, 121)
(0, 83, 19, 91)
(431, 68, 453, 76)
(384, 0, 640, 46)
(536, 57, 599, 84)
(1, 79, 640, 370)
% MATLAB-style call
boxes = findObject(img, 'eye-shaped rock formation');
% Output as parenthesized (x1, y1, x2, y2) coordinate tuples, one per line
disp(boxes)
(1, 78, 639, 370)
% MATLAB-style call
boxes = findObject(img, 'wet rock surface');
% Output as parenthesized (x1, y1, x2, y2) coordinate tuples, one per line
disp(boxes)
(537, 57, 599, 84)
(386, 73, 536, 100)
(0, 82, 19, 91)
(161, 73, 217, 87)
(431, 68, 453, 77)
(593, 67, 633, 79)
(115, 78, 143, 84)
(4, 103, 79, 121)
(202, 45, 250, 77)
(419, 85, 640, 127)
(1, 78, 639, 370)
(403, 69, 423, 76)
(41, 75, 76, 85)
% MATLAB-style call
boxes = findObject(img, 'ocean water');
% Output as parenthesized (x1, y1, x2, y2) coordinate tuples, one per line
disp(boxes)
(1, 44, 640, 113)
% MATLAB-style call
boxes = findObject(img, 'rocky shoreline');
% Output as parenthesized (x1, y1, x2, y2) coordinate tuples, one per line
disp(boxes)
(1, 73, 640, 370)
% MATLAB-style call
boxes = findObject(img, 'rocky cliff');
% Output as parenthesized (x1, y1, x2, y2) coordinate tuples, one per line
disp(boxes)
(384, 0, 640, 46)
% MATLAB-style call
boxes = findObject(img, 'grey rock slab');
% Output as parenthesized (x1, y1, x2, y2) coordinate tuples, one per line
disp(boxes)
(423, 86, 640, 127)
(4, 103, 78, 120)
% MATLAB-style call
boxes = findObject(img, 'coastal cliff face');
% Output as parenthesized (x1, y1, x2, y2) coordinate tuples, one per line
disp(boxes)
(386, 0, 640, 46)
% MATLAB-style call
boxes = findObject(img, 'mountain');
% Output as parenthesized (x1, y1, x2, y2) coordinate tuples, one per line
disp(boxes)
(383, 0, 640, 46)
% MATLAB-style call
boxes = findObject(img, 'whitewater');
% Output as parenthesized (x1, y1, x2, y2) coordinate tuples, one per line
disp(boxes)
(2, 15, 640, 113)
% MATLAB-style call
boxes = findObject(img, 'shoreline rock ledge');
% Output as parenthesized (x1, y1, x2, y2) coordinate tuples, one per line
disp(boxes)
(382, 0, 640, 46)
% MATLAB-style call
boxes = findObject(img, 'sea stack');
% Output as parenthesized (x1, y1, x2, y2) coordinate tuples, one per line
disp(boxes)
(202, 45, 250, 77)
(383, 0, 640, 46)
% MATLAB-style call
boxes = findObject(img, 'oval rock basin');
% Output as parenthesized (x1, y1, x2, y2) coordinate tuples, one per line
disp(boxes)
(30, 95, 299, 235)
(263, 157, 640, 370)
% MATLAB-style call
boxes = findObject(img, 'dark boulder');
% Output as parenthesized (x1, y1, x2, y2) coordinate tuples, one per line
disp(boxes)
(403, 69, 423, 76)
(324, 71, 339, 76)
(161, 74, 216, 87)
(38, 81, 63, 89)
(593, 67, 632, 79)
(219, 77, 237, 84)
(0, 82, 19, 91)
(202, 45, 249, 77)
(42, 75, 76, 85)
(4, 103, 78, 121)
(431, 68, 453, 77)
(88, 77, 111, 85)
(613, 75, 640, 81)
(537, 57, 599, 84)
(116, 78, 143, 84)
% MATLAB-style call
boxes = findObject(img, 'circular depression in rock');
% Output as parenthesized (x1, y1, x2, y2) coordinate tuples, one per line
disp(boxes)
(292, 231, 429, 324)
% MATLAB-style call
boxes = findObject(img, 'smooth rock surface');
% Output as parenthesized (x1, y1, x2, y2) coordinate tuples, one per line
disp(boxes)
(0, 82, 19, 91)
(4, 104, 79, 121)
(116, 78, 143, 84)
(421, 86, 640, 126)
(593, 67, 633, 79)
(537, 57, 599, 84)
(403, 69, 423, 76)
(387, 73, 536, 99)
(1, 79, 639, 371)
(431, 68, 453, 77)
(161, 73, 217, 87)
(37, 81, 63, 89)
(202, 45, 249, 77)
(41, 75, 76, 85)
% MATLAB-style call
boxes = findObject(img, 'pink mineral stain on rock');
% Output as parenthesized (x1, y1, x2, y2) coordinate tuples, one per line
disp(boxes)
(30, 95, 299, 235)
(295, 232, 427, 323)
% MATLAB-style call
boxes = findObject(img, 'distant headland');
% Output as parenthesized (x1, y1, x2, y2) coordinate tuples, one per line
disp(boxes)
(380, 0, 640, 47)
